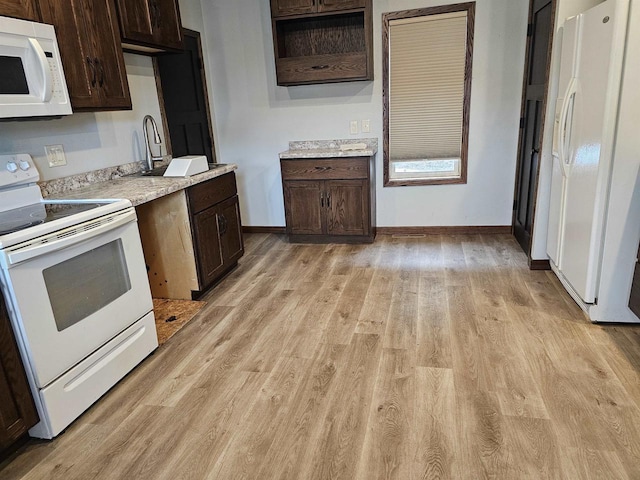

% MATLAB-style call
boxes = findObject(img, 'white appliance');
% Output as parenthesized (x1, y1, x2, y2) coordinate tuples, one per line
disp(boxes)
(547, 0, 640, 322)
(0, 16, 71, 119)
(0, 154, 158, 438)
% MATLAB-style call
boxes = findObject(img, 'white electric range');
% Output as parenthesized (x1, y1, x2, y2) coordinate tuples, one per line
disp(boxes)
(0, 154, 157, 439)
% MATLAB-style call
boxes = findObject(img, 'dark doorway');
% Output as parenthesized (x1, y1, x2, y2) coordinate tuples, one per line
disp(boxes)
(155, 29, 216, 163)
(513, 0, 555, 261)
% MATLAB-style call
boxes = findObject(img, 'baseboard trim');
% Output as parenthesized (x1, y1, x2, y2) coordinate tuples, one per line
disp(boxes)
(376, 226, 512, 236)
(242, 226, 287, 234)
(529, 259, 551, 271)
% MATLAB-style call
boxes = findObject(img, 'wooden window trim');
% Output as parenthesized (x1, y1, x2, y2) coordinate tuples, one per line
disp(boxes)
(382, 2, 475, 187)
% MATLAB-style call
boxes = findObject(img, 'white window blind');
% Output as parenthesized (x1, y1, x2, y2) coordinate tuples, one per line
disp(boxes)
(389, 11, 468, 163)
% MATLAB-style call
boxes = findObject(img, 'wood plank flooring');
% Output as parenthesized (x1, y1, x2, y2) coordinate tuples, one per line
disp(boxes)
(3, 233, 640, 479)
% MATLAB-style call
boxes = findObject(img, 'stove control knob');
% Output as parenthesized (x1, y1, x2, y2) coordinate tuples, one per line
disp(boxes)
(6, 161, 18, 173)
(19, 160, 30, 171)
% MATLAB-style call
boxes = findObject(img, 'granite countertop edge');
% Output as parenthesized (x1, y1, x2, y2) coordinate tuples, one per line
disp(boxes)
(46, 164, 238, 207)
(279, 138, 378, 160)
(279, 148, 378, 159)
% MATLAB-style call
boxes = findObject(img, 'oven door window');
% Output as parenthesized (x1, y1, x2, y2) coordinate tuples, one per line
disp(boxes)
(0, 56, 29, 95)
(43, 239, 132, 332)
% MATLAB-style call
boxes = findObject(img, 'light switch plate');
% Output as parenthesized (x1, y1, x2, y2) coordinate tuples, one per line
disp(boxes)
(45, 144, 67, 167)
(362, 119, 370, 133)
(350, 120, 359, 135)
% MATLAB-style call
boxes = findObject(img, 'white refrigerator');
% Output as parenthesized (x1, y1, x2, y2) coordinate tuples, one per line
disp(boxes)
(547, 0, 640, 323)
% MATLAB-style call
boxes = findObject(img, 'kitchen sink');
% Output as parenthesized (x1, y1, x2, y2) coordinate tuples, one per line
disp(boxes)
(141, 166, 169, 176)
(139, 163, 229, 177)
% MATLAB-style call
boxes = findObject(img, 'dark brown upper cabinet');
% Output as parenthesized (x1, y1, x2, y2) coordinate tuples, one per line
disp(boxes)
(0, 0, 40, 21)
(270, 0, 373, 86)
(115, 0, 183, 54)
(0, 294, 39, 452)
(39, 0, 131, 111)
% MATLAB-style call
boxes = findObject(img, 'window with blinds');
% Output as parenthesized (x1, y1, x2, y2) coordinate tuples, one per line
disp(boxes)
(383, 3, 475, 186)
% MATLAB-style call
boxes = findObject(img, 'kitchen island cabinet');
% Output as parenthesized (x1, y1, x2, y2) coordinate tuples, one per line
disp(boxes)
(0, 0, 40, 20)
(137, 171, 243, 299)
(0, 294, 38, 453)
(38, 0, 131, 111)
(115, 0, 183, 53)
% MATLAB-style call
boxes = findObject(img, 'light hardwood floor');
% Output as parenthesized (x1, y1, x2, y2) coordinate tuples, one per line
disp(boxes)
(2, 233, 640, 479)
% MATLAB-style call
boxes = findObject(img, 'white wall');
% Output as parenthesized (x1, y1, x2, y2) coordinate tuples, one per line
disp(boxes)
(0, 54, 162, 181)
(530, 0, 604, 259)
(199, 0, 528, 227)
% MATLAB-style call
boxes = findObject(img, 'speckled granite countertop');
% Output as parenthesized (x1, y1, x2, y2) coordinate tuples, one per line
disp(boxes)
(279, 138, 378, 159)
(45, 163, 237, 207)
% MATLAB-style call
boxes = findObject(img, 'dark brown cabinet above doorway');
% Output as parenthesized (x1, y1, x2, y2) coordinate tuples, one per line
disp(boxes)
(115, 0, 184, 53)
(269, 0, 373, 85)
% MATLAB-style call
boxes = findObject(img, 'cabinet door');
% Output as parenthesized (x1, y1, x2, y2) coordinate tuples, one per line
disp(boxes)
(192, 206, 225, 289)
(0, 0, 39, 20)
(218, 196, 244, 267)
(86, 0, 131, 109)
(271, 0, 316, 17)
(283, 180, 325, 235)
(152, 0, 183, 50)
(39, 0, 98, 109)
(317, 0, 365, 12)
(326, 179, 368, 236)
(115, 0, 155, 45)
(0, 295, 38, 450)
(39, 0, 130, 111)
(116, 0, 183, 51)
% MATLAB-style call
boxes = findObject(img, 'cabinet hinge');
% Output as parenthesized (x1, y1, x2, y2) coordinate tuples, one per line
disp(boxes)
(527, 23, 534, 37)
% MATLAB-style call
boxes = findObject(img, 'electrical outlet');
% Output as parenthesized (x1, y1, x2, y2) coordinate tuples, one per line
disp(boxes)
(362, 119, 370, 133)
(350, 120, 359, 135)
(45, 145, 67, 167)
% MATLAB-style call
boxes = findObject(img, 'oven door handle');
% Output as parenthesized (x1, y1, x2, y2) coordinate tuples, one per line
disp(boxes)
(7, 210, 136, 266)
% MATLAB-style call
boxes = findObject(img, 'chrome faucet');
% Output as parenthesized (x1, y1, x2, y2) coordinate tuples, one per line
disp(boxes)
(143, 115, 163, 171)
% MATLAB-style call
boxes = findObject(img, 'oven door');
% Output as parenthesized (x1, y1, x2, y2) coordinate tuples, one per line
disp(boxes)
(1, 209, 153, 388)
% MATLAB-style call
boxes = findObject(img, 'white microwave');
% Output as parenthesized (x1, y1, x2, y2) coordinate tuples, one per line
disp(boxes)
(0, 16, 71, 119)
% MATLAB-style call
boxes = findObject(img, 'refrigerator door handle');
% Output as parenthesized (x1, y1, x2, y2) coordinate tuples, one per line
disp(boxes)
(558, 77, 578, 177)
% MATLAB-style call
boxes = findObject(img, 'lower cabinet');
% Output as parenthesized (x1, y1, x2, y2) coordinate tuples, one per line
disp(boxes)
(137, 172, 244, 299)
(281, 157, 375, 243)
(0, 294, 39, 452)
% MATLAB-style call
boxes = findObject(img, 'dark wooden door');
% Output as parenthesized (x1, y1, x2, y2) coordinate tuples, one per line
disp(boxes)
(270, 0, 316, 17)
(513, 0, 554, 254)
(192, 206, 224, 288)
(283, 180, 324, 235)
(218, 196, 244, 267)
(629, 242, 640, 319)
(326, 179, 368, 235)
(0, 295, 38, 450)
(317, 0, 365, 13)
(157, 30, 215, 163)
(0, 0, 40, 20)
